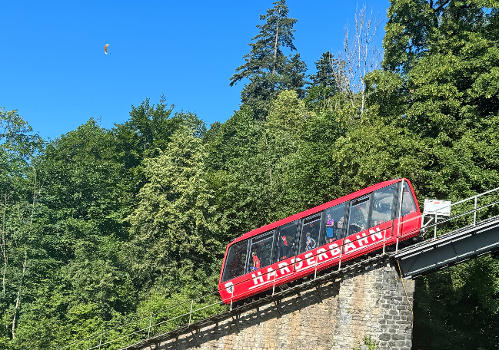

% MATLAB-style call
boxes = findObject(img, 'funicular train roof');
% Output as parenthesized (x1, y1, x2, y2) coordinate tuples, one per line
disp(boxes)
(229, 178, 415, 246)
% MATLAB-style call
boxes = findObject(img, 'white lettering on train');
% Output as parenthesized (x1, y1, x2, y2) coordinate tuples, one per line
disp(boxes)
(248, 227, 385, 289)
(329, 243, 340, 256)
(316, 248, 329, 261)
(267, 267, 278, 280)
(292, 257, 303, 269)
(305, 252, 316, 266)
(344, 238, 356, 252)
(356, 232, 369, 246)
(369, 228, 383, 241)
(252, 271, 264, 284)
(278, 261, 291, 274)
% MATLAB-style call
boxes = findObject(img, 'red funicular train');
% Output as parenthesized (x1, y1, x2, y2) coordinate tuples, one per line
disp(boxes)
(218, 179, 421, 304)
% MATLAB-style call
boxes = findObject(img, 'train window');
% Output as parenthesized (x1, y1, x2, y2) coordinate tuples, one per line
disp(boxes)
(322, 202, 347, 244)
(401, 182, 417, 216)
(274, 220, 300, 262)
(248, 232, 274, 272)
(371, 184, 397, 226)
(299, 214, 321, 254)
(222, 240, 248, 282)
(348, 195, 371, 235)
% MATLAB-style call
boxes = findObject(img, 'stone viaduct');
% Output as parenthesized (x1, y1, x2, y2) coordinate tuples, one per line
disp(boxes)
(128, 257, 415, 350)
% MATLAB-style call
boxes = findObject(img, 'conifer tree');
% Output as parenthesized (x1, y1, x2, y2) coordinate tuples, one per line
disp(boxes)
(306, 51, 341, 108)
(280, 53, 307, 98)
(310, 52, 336, 88)
(230, 0, 306, 117)
(127, 123, 220, 291)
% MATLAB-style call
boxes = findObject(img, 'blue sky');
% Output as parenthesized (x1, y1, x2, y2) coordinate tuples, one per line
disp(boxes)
(1, 1, 389, 140)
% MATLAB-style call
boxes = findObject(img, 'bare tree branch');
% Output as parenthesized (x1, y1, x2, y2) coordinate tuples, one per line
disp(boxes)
(334, 4, 382, 116)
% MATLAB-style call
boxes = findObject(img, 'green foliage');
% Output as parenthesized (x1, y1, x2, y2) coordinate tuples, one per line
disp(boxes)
(0, 108, 42, 166)
(382, 0, 437, 73)
(306, 51, 340, 109)
(413, 256, 499, 349)
(378, 1, 499, 348)
(127, 123, 221, 291)
(204, 107, 271, 236)
(1, 1, 498, 348)
(135, 286, 225, 337)
(263, 90, 313, 218)
(113, 97, 175, 168)
(332, 118, 426, 194)
(353, 335, 379, 350)
(230, 0, 306, 117)
(0, 109, 44, 344)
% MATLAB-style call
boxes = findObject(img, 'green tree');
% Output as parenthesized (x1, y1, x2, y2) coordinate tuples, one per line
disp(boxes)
(7, 119, 136, 348)
(113, 97, 175, 170)
(280, 53, 307, 98)
(204, 107, 272, 237)
(367, 1, 499, 348)
(113, 97, 205, 196)
(305, 51, 341, 110)
(381, 0, 498, 139)
(382, 0, 439, 73)
(127, 123, 220, 293)
(0, 109, 42, 342)
(370, 0, 499, 192)
(229, 0, 306, 117)
(413, 256, 499, 349)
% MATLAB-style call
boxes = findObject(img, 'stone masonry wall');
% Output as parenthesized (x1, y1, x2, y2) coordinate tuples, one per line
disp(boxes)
(143, 260, 414, 350)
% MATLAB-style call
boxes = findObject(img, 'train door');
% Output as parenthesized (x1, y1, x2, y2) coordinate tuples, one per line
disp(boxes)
(371, 183, 398, 242)
(395, 181, 419, 238)
(298, 213, 322, 254)
(273, 220, 300, 263)
(247, 231, 275, 273)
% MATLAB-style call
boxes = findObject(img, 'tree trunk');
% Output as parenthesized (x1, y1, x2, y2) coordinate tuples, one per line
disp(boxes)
(338, 5, 380, 117)
(11, 174, 37, 339)
(11, 253, 27, 339)
(1, 194, 9, 297)
(272, 21, 280, 75)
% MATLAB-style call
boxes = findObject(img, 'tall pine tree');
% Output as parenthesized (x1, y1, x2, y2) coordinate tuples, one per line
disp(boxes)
(305, 51, 342, 109)
(229, 0, 306, 118)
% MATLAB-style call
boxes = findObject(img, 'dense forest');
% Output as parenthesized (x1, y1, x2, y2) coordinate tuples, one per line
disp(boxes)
(1, 0, 498, 349)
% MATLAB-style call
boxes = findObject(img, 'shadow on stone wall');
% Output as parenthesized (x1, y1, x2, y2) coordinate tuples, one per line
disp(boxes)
(152, 280, 340, 350)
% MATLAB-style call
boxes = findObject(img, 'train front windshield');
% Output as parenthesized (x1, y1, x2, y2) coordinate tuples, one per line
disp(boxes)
(222, 240, 248, 282)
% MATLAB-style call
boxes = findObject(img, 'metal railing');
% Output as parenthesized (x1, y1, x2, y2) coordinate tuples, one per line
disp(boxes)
(420, 187, 499, 240)
(59, 187, 499, 350)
